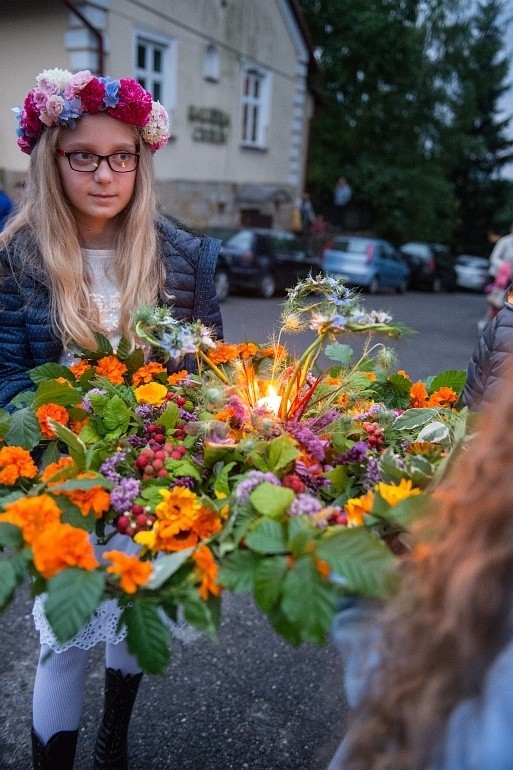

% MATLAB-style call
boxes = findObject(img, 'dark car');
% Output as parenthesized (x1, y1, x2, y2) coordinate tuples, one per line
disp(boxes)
(218, 228, 321, 298)
(203, 226, 241, 302)
(322, 236, 410, 293)
(399, 242, 457, 292)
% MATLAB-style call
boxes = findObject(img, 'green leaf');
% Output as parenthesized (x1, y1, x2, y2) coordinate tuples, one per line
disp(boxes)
(317, 528, 398, 598)
(146, 548, 194, 589)
(427, 369, 466, 396)
(115, 337, 132, 361)
(217, 550, 262, 593)
(324, 342, 354, 364)
(417, 421, 450, 443)
(123, 601, 170, 674)
(245, 518, 288, 554)
(5, 407, 41, 450)
(182, 592, 220, 640)
(47, 421, 87, 467)
(324, 465, 348, 493)
(266, 435, 300, 474)
(394, 408, 438, 431)
(281, 556, 337, 644)
(249, 483, 295, 518)
(264, 604, 302, 645)
(102, 396, 131, 433)
(51, 476, 111, 492)
(164, 458, 201, 481)
(287, 516, 316, 556)
(45, 569, 105, 642)
(385, 493, 432, 529)
(0, 409, 11, 440)
(0, 522, 23, 548)
(253, 555, 288, 612)
(29, 363, 73, 384)
(213, 461, 236, 498)
(79, 420, 103, 444)
(33, 381, 82, 408)
(56, 497, 95, 531)
(0, 560, 17, 609)
(41, 441, 61, 467)
(157, 402, 180, 429)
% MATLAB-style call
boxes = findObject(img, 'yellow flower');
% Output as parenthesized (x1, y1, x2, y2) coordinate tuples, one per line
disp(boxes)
(344, 490, 374, 526)
(134, 382, 168, 406)
(377, 478, 422, 507)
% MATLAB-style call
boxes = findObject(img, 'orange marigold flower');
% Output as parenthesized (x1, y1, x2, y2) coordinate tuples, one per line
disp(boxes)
(69, 360, 91, 379)
(259, 344, 286, 359)
(396, 370, 411, 380)
(237, 342, 259, 359)
(193, 544, 222, 600)
(427, 386, 458, 407)
(95, 355, 127, 385)
(212, 406, 236, 422)
(103, 550, 153, 594)
(325, 376, 342, 387)
(409, 382, 429, 407)
(192, 507, 222, 540)
(70, 416, 90, 435)
(132, 362, 167, 387)
(344, 491, 374, 527)
(59, 472, 110, 518)
(363, 371, 377, 382)
(0, 445, 38, 485)
(167, 369, 188, 385)
(41, 456, 75, 484)
(0, 494, 62, 544)
(315, 559, 331, 580)
(207, 343, 239, 364)
(32, 523, 99, 579)
(134, 382, 168, 406)
(36, 403, 70, 439)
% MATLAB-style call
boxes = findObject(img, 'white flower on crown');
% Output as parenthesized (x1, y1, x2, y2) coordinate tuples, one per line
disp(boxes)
(36, 68, 74, 94)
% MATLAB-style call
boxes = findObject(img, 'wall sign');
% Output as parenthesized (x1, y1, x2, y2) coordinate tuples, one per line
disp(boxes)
(188, 106, 230, 144)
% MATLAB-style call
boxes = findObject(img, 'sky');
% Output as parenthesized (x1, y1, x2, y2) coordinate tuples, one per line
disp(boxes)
(500, 0, 513, 178)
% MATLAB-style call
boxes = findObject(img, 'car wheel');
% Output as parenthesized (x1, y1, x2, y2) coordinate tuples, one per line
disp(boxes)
(368, 276, 379, 294)
(396, 278, 408, 294)
(214, 270, 230, 303)
(259, 273, 276, 298)
(431, 276, 442, 293)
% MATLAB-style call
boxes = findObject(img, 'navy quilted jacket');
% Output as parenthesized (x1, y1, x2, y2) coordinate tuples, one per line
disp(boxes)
(463, 293, 513, 410)
(0, 218, 222, 408)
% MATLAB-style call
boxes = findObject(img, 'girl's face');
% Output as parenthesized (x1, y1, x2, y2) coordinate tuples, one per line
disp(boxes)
(56, 114, 138, 244)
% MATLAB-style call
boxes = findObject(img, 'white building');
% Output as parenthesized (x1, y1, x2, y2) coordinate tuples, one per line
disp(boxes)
(0, 0, 318, 229)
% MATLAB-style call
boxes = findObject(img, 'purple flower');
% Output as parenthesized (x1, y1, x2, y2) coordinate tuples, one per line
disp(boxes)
(234, 471, 281, 502)
(361, 456, 381, 489)
(285, 420, 328, 461)
(337, 441, 369, 465)
(289, 493, 323, 517)
(110, 477, 141, 513)
(307, 409, 340, 432)
(100, 450, 127, 482)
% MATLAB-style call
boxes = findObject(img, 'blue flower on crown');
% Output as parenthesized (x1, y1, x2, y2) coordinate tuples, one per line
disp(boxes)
(100, 77, 120, 108)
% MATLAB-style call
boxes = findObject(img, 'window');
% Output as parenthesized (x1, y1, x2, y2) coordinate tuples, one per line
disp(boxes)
(134, 30, 177, 132)
(240, 62, 271, 148)
(204, 45, 220, 82)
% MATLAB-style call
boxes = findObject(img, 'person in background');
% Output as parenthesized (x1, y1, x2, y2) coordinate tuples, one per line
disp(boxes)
(488, 221, 513, 279)
(0, 67, 222, 770)
(327, 364, 513, 769)
(332, 177, 352, 228)
(299, 192, 316, 235)
(0, 185, 13, 230)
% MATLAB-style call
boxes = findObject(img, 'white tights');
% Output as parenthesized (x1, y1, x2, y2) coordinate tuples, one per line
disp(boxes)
(32, 640, 142, 744)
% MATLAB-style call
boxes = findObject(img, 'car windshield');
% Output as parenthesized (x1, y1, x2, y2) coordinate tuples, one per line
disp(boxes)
(401, 243, 431, 258)
(224, 230, 253, 249)
(333, 238, 373, 253)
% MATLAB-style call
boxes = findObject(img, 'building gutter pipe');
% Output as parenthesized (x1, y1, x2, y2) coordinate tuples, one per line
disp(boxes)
(62, 0, 105, 75)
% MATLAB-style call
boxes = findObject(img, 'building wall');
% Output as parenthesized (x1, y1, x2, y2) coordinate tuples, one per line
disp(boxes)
(0, 0, 314, 230)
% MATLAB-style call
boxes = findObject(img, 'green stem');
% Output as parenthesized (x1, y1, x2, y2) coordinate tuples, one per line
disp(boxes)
(278, 334, 325, 419)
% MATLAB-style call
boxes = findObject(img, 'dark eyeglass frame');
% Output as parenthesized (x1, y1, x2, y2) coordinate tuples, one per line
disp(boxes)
(57, 149, 140, 173)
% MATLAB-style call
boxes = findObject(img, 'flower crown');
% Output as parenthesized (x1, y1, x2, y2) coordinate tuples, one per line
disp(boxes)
(13, 68, 170, 155)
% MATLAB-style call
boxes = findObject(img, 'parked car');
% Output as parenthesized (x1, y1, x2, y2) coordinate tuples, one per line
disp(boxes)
(454, 254, 490, 291)
(399, 242, 457, 292)
(218, 228, 321, 298)
(321, 236, 410, 293)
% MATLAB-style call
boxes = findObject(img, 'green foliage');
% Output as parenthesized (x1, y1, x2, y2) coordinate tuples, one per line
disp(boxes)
(45, 568, 105, 642)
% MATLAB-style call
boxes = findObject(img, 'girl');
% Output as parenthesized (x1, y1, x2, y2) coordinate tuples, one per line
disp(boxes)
(327, 364, 513, 769)
(0, 68, 222, 770)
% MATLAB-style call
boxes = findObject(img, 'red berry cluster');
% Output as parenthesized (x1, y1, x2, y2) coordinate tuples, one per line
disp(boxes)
(116, 504, 156, 536)
(281, 473, 306, 494)
(327, 509, 348, 526)
(362, 421, 385, 449)
(135, 434, 187, 480)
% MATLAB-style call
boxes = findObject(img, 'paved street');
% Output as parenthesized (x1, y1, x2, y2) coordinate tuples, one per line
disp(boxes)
(0, 288, 486, 770)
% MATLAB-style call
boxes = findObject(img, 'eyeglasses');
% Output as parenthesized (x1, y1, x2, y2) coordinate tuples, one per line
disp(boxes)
(57, 150, 140, 173)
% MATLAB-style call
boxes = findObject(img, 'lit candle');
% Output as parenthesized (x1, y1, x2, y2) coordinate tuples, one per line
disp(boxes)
(256, 385, 282, 415)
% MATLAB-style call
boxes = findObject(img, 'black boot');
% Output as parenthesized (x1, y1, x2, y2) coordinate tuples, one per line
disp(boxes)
(93, 668, 143, 770)
(31, 727, 78, 770)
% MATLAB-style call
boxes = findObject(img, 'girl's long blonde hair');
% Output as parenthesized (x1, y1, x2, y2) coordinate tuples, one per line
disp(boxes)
(0, 123, 165, 349)
(340, 376, 513, 769)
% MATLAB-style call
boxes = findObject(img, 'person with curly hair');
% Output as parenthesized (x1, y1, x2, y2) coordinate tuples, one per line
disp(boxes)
(327, 364, 513, 769)
(1, 67, 222, 769)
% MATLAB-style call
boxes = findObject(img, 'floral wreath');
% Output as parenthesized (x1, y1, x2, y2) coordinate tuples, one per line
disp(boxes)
(13, 68, 170, 155)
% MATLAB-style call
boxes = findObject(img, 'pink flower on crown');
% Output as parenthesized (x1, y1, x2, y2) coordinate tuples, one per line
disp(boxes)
(21, 93, 42, 135)
(64, 70, 93, 98)
(141, 102, 171, 151)
(108, 78, 152, 125)
(79, 77, 106, 114)
(43, 95, 65, 122)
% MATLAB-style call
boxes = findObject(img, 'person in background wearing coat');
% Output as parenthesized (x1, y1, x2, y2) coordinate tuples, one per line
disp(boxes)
(332, 177, 352, 228)
(0, 185, 13, 231)
(327, 364, 513, 769)
(0, 67, 222, 770)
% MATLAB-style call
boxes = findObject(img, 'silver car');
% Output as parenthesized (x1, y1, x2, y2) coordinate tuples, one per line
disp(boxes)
(455, 255, 490, 291)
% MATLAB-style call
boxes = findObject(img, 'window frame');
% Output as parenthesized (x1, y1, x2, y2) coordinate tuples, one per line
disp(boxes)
(240, 61, 271, 150)
(133, 28, 177, 133)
